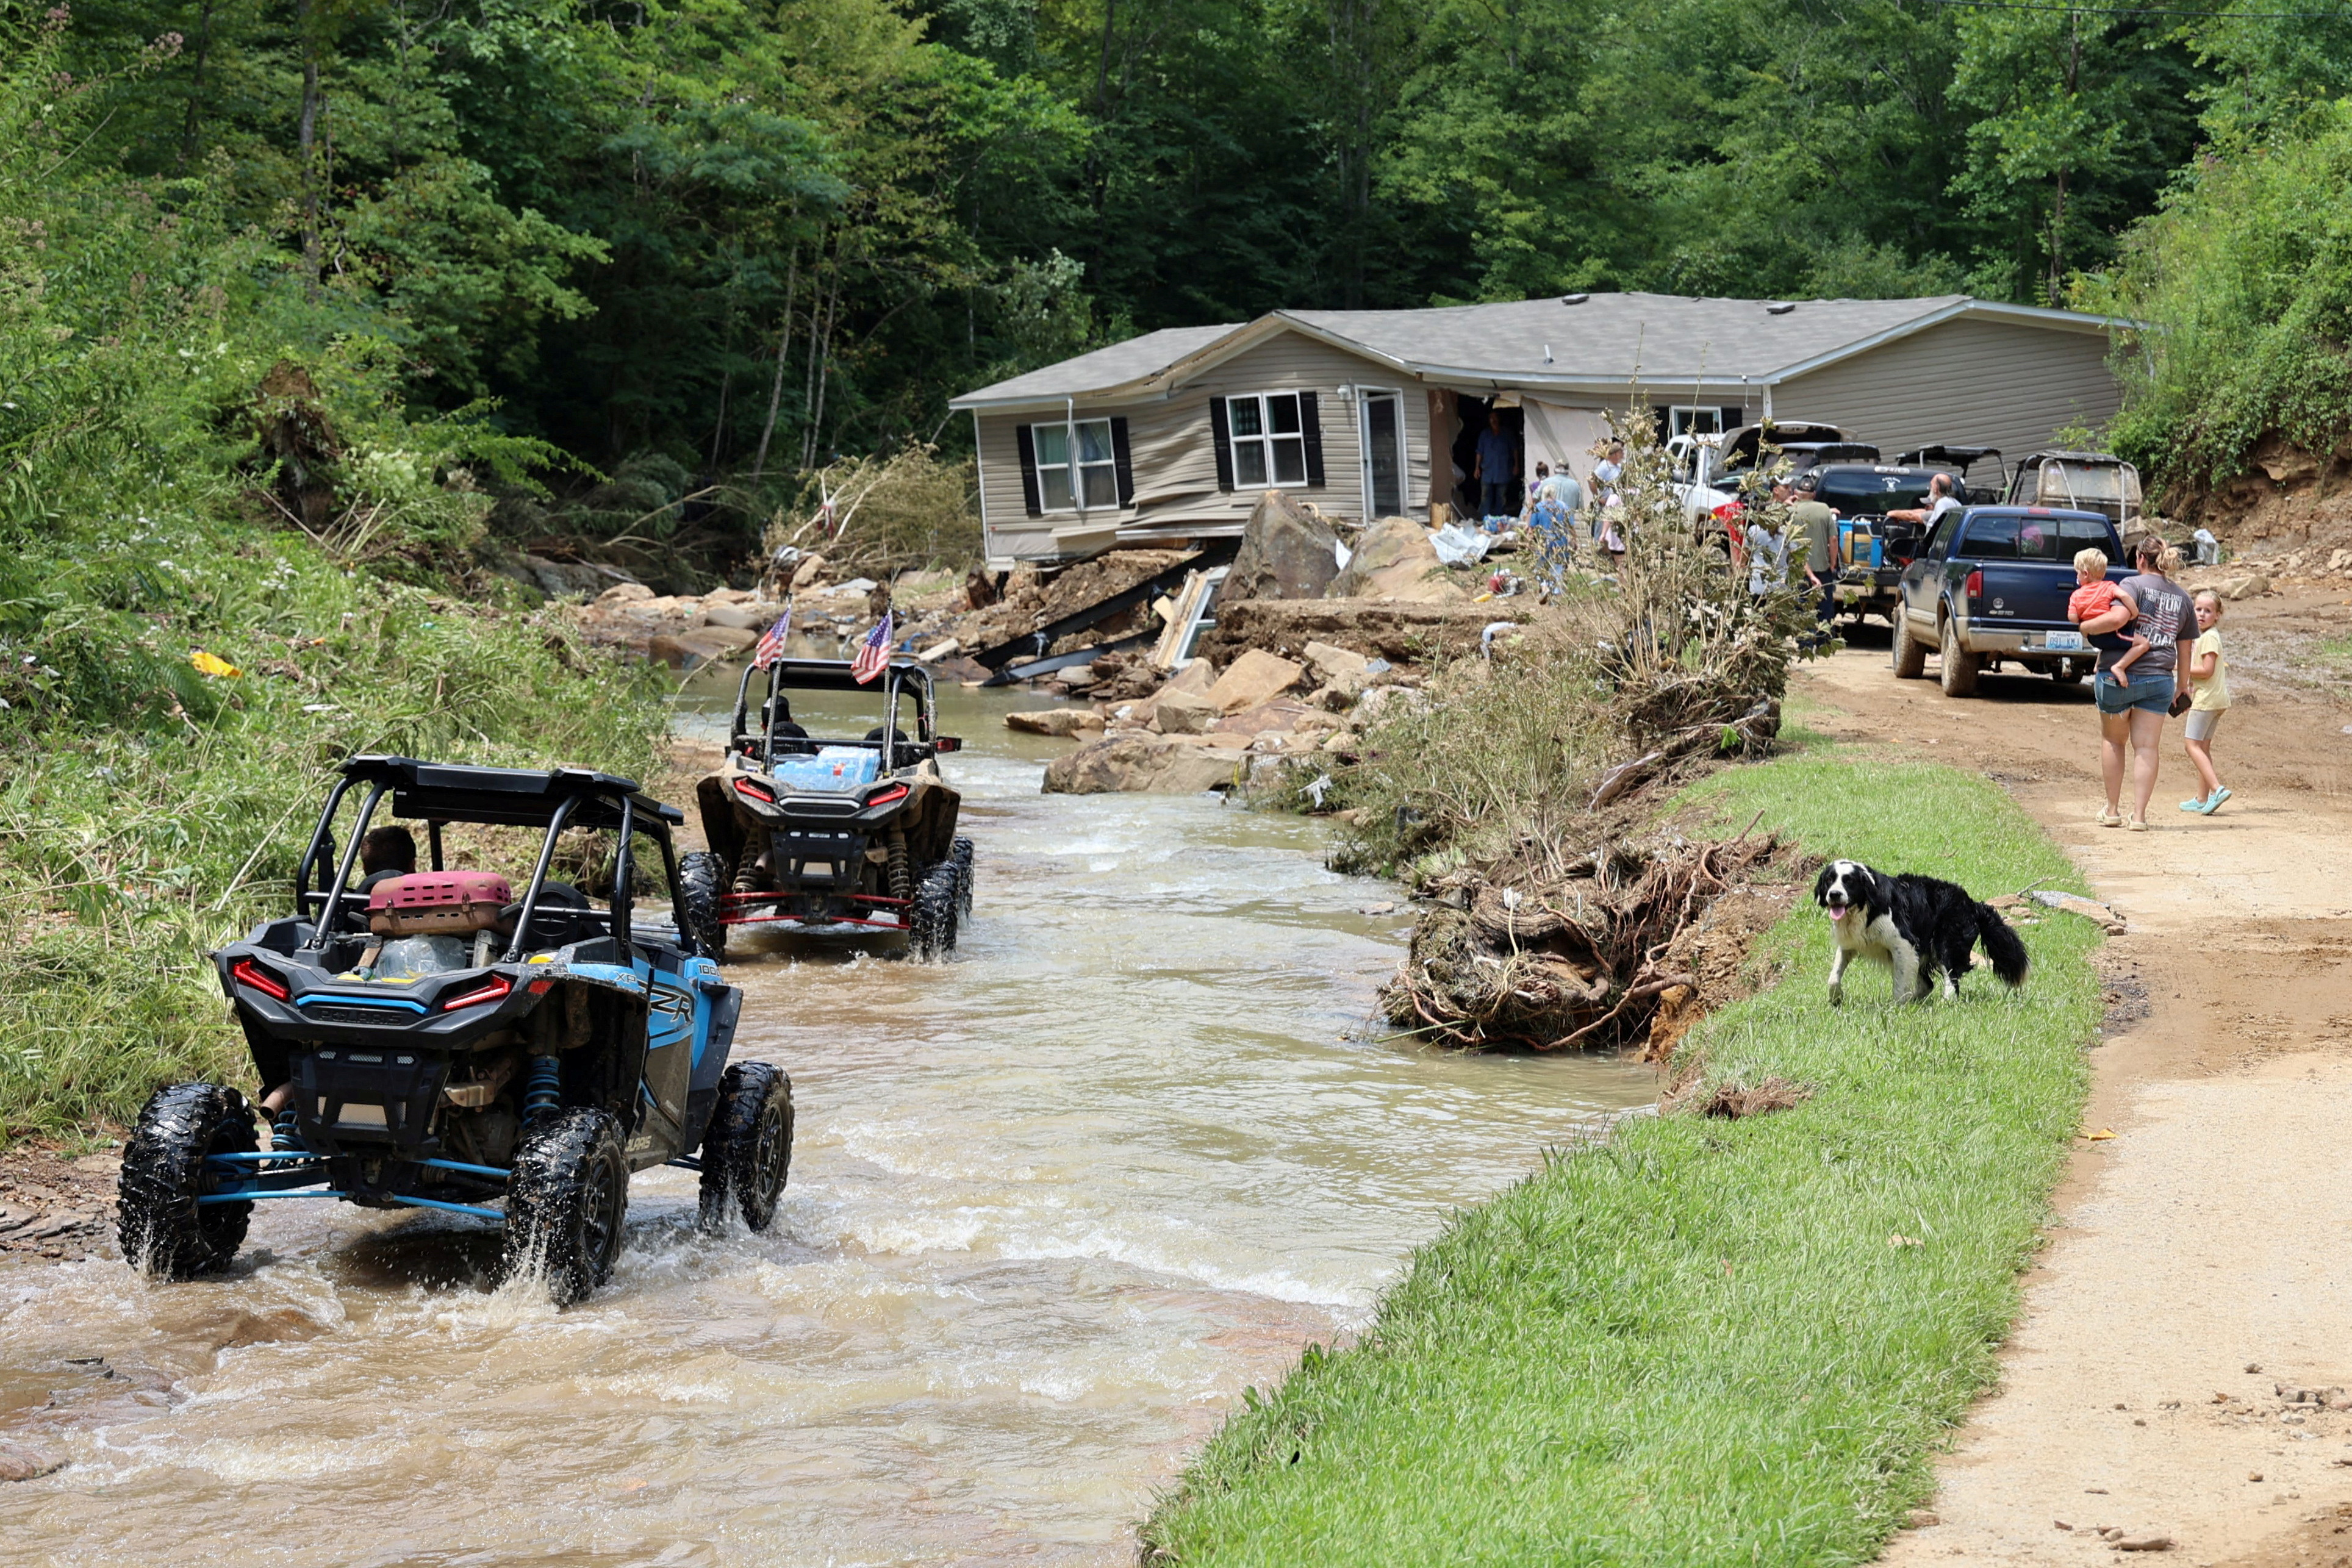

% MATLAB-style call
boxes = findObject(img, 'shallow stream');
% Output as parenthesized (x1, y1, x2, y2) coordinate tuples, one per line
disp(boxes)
(0, 679, 1654, 1567)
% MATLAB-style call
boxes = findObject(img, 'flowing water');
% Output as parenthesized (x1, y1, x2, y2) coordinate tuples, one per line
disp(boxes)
(0, 679, 1654, 1567)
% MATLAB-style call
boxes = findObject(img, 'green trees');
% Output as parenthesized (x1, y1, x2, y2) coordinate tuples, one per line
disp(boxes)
(14, 0, 2331, 515)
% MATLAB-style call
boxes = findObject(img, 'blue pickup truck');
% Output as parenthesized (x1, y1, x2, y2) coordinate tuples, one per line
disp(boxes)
(1890, 505, 2124, 696)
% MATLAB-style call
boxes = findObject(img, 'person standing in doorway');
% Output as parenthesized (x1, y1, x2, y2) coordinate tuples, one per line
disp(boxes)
(2078, 539, 2197, 830)
(1474, 410, 1516, 523)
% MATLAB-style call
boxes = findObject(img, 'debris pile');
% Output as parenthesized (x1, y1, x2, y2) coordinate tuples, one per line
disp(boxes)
(1380, 829, 1785, 1051)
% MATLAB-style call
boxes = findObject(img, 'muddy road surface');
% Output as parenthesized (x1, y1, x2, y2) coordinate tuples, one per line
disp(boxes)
(0, 682, 1654, 1567)
(1789, 593, 2352, 1567)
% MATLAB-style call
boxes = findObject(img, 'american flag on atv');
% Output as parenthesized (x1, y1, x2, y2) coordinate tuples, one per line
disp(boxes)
(751, 606, 792, 668)
(851, 611, 893, 684)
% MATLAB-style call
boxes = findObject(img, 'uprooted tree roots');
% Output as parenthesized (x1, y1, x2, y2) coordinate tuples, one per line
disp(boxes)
(1380, 828, 1786, 1052)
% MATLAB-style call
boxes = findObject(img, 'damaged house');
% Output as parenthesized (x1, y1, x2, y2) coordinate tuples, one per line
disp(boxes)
(949, 292, 2128, 566)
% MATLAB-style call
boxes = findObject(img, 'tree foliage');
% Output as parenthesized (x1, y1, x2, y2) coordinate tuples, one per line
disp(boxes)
(12, 0, 2342, 529)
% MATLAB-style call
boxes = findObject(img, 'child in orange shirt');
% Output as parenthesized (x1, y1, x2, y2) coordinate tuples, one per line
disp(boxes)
(2068, 548, 2148, 684)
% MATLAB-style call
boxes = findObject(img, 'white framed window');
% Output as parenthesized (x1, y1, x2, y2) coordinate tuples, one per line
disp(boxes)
(1035, 419, 1118, 510)
(1227, 392, 1309, 487)
(1668, 405, 1726, 439)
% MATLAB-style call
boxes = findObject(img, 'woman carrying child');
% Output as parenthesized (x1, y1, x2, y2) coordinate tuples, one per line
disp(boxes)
(2180, 589, 2232, 814)
(2076, 538, 2197, 831)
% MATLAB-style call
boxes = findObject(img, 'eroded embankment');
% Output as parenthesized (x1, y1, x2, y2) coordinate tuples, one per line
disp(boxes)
(1142, 748, 2106, 1566)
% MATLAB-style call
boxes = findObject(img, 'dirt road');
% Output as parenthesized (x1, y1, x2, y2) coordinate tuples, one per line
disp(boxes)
(1788, 590, 2352, 1566)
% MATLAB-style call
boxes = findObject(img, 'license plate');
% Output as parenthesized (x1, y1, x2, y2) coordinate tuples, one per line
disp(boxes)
(2043, 631, 2085, 651)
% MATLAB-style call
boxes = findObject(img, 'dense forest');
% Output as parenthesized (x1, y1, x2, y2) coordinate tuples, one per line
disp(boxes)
(12, 0, 2352, 565)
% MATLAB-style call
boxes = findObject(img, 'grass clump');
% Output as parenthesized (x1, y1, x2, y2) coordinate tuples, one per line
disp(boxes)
(1142, 751, 2100, 1565)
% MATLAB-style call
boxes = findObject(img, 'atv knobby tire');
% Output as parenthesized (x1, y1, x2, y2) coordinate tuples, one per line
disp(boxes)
(678, 850, 728, 960)
(698, 1062, 794, 1233)
(502, 1106, 628, 1306)
(911, 859, 959, 958)
(118, 1083, 259, 1279)
(950, 836, 975, 920)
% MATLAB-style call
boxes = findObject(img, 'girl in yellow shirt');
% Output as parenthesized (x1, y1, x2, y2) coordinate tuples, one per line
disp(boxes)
(2181, 590, 2231, 814)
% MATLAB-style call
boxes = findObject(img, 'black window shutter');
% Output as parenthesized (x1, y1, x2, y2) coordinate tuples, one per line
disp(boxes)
(1651, 406, 1672, 444)
(1722, 405, 1744, 431)
(1299, 392, 1324, 487)
(1110, 417, 1135, 507)
(1014, 424, 1042, 517)
(1209, 399, 1234, 492)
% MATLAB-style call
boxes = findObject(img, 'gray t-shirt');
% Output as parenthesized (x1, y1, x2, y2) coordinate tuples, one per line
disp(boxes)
(2104, 571, 2196, 676)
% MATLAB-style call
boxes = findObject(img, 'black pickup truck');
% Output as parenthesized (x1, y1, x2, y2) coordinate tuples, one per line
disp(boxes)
(1890, 504, 2124, 697)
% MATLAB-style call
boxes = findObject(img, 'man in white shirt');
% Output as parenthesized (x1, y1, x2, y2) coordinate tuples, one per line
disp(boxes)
(1886, 472, 1960, 533)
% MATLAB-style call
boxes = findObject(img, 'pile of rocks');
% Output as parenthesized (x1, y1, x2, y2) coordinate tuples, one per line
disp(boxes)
(1026, 640, 1421, 795)
(570, 557, 973, 670)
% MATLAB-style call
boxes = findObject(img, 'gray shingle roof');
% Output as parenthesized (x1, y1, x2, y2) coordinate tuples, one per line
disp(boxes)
(950, 323, 1241, 406)
(1282, 292, 1968, 383)
(950, 292, 2113, 406)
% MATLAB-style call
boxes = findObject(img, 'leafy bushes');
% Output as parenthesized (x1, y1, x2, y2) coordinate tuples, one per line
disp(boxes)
(2096, 104, 2352, 496)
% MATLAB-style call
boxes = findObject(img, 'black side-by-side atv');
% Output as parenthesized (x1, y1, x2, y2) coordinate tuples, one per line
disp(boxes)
(118, 756, 793, 1305)
(687, 657, 973, 959)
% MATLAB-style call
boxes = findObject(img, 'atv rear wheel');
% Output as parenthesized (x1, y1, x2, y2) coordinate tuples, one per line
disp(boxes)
(911, 859, 959, 958)
(118, 1083, 259, 1280)
(678, 850, 728, 960)
(950, 836, 975, 919)
(502, 1107, 628, 1306)
(698, 1062, 794, 1233)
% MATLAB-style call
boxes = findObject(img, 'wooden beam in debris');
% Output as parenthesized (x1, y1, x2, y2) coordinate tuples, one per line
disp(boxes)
(969, 540, 1239, 670)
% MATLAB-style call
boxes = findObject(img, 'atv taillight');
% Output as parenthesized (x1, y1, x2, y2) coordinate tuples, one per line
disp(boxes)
(734, 779, 776, 803)
(442, 975, 512, 1012)
(933, 736, 961, 753)
(1964, 569, 1983, 599)
(231, 958, 290, 1001)
(864, 782, 910, 808)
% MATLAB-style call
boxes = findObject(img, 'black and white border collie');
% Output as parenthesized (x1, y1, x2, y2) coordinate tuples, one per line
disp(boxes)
(1812, 859, 2031, 1005)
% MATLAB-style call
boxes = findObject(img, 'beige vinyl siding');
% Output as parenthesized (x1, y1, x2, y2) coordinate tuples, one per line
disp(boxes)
(972, 330, 1430, 560)
(1774, 317, 2121, 468)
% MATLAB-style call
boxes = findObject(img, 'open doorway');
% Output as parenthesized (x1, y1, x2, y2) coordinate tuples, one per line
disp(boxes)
(1449, 395, 1524, 520)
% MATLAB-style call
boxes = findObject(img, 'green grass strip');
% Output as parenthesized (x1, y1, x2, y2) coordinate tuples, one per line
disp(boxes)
(1144, 751, 2102, 1566)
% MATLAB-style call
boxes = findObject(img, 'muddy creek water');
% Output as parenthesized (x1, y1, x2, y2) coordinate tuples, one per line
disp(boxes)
(0, 681, 1654, 1567)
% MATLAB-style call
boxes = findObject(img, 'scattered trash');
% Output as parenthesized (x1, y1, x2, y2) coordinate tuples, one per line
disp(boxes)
(1888, 1233, 1924, 1247)
(1429, 523, 1495, 567)
(2087, 1128, 2117, 1140)
(189, 650, 242, 678)
(1304, 772, 1332, 808)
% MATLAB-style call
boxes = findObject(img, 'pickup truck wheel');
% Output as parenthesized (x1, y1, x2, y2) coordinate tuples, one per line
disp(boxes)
(1938, 618, 1981, 697)
(1891, 615, 1928, 679)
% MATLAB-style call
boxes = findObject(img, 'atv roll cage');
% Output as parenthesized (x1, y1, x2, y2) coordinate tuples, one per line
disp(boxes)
(725, 657, 958, 770)
(292, 756, 694, 963)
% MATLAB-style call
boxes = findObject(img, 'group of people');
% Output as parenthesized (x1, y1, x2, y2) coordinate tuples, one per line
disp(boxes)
(2066, 536, 2232, 827)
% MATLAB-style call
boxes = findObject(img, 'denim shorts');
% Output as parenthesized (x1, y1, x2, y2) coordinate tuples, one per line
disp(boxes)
(2094, 670, 2176, 716)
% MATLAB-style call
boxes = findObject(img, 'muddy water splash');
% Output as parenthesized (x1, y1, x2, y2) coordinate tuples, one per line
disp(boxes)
(0, 684, 1654, 1567)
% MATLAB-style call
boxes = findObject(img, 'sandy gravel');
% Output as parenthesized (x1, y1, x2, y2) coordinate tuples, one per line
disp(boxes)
(1788, 589, 2352, 1566)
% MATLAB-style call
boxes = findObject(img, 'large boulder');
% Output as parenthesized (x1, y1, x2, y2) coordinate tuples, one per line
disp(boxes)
(1042, 732, 1250, 794)
(647, 625, 758, 667)
(1154, 690, 1220, 734)
(1226, 490, 1340, 602)
(703, 601, 784, 631)
(1203, 649, 1306, 714)
(1327, 516, 1466, 602)
(1129, 658, 1217, 728)
(1213, 698, 1318, 738)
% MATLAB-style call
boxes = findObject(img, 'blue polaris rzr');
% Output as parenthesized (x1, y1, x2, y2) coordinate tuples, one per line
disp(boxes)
(117, 756, 791, 1305)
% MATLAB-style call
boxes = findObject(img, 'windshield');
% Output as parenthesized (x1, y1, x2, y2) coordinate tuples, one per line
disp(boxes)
(2036, 462, 2139, 506)
(1959, 512, 2113, 561)
(1817, 470, 1937, 517)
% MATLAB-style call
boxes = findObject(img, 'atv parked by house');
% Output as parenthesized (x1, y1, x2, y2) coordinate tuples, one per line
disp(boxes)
(689, 657, 972, 960)
(117, 756, 791, 1305)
